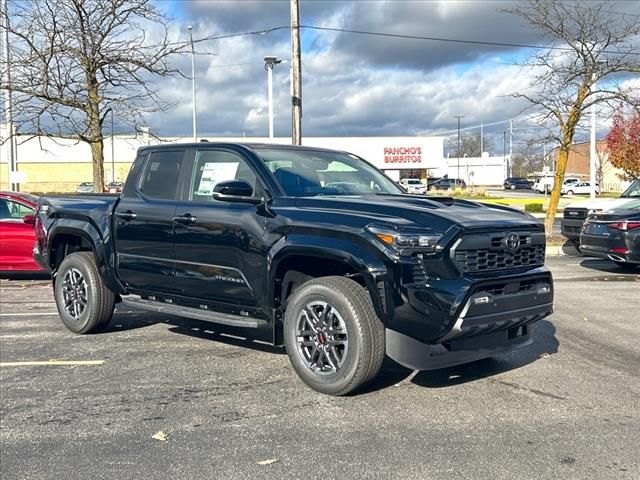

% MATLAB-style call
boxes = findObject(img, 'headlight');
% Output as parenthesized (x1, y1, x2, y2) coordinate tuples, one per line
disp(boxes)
(367, 226, 442, 254)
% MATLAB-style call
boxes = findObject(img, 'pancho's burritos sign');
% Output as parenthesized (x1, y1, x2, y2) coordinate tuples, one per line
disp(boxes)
(383, 146, 422, 164)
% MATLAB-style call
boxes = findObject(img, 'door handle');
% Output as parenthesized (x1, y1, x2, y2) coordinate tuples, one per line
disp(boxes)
(116, 211, 137, 221)
(173, 214, 197, 224)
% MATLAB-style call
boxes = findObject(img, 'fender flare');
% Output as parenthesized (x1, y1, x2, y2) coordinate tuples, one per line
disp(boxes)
(47, 219, 123, 294)
(266, 234, 391, 319)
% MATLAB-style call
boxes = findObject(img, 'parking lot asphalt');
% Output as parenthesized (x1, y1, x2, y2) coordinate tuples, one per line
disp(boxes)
(1, 257, 639, 480)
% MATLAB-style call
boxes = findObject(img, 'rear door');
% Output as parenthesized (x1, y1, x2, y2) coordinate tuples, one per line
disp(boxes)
(172, 147, 270, 311)
(114, 148, 189, 295)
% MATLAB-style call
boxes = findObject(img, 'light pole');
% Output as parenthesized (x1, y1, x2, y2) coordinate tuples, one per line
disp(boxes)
(111, 109, 115, 183)
(188, 25, 197, 141)
(264, 56, 282, 139)
(590, 73, 597, 200)
(2, 0, 16, 191)
(454, 115, 464, 180)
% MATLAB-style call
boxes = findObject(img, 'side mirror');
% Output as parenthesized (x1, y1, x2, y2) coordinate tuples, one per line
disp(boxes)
(212, 180, 262, 205)
(23, 214, 36, 225)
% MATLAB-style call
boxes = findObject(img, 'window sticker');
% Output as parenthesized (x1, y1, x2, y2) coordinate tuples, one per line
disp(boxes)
(196, 162, 239, 195)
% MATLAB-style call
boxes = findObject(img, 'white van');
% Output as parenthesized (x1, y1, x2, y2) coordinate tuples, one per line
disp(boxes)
(533, 176, 581, 194)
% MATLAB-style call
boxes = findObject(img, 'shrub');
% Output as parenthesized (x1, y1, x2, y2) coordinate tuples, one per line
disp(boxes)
(525, 202, 544, 213)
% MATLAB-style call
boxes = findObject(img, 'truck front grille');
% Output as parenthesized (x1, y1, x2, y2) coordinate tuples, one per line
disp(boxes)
(452, 231, 546, 275)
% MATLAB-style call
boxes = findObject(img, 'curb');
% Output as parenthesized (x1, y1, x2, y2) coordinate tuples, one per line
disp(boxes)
(546, 245, 580, 257)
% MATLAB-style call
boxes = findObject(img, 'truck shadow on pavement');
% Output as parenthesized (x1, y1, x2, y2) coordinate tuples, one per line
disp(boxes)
(363, 319, 559, 393)
(106, 311, 559, 393)
(105, 311, 285, 355)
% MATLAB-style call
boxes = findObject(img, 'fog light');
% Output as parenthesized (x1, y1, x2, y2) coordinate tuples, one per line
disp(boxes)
(473, 296, 490, 305)
(537, 286, 551, 295)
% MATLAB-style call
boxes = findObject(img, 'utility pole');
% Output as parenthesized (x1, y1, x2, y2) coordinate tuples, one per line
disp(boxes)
(111, 110, 115, 183)
(290, 0, 302, 145)
(454, 115, 463, 180)
(188, 25, 197, 142)
(2, 0, 16, 191)
(589, 75, 597, 200)
(508, 119, 513, 178)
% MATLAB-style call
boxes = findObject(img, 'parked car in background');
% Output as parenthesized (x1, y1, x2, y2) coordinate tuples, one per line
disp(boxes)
(561, 180, 640, 247)
(429, 178, 466, 191)
(503, 177, 532, 190)
(76, 182, 95, 193)
(399, 178, 427, 194)
(533, 176, 581, 194)
(580, 199, 640, 269)
(426, 177, 442, 189)
(0, 191, 46, 274)
(561, 181, 599, 195)
(105, 181, 124, 193)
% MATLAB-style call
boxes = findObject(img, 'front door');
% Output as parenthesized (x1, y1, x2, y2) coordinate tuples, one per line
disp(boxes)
(114, 149, 187, 295)
(173, 148, 269, 311)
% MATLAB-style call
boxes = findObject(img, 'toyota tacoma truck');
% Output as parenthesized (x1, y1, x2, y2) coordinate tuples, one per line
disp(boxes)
(34, 143, 554, 395)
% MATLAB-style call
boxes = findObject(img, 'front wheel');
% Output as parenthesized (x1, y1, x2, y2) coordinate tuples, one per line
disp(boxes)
(54, 252, 115, 334)
(283, 276, 385, 396)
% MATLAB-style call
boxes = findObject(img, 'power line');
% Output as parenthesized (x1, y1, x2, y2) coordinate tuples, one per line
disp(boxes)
(299, 25, 640, 56)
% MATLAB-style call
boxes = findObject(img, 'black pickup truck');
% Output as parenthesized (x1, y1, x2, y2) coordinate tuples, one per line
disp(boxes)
(34, 143, 554, 395)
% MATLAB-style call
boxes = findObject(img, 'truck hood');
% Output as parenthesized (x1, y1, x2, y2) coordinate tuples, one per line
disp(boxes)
(279, 194, 543, 232)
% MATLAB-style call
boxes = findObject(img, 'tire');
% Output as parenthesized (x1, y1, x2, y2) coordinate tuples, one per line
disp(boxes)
(54, 251, 115, 334)
(510, 185, 516, 190)
(567, 190, 574, 195)
(283, 276, 385, 396)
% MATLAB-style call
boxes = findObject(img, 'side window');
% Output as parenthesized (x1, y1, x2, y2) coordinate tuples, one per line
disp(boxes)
(190, 150, 257, 201)
(139, 150, 184, 200)
(0, 199, 34, 220)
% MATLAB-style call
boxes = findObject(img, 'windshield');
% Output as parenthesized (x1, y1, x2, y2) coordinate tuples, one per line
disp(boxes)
(621, 180, 640, 198)
(255, 148, 403, 197)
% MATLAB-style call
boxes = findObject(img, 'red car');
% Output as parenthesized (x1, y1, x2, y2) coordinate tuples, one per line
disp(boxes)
(0, 191, 46, 274)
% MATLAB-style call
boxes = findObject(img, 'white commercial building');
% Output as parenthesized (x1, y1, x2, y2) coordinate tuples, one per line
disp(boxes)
(0, 129, 509, 192)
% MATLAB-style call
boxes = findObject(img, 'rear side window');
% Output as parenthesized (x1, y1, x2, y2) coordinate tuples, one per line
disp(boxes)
(139, 150, 184, 200)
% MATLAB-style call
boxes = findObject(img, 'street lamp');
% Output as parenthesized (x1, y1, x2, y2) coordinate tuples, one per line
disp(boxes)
(188, 25, 197, 141)
(264, 56, 282, 139)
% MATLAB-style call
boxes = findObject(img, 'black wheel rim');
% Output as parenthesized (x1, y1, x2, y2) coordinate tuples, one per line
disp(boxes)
(61, 267, 88, 320)
(295, 301, 348, 375)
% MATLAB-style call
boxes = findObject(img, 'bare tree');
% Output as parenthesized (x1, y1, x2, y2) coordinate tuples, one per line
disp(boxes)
(505, 1, 640, 234)
(511, 139, 545, 178)
(447, 133, 493, 158)
(1, 0, 191, 190)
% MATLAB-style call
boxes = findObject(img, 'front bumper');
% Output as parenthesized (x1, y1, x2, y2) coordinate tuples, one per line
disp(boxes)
(561, 218, 585, 242)
(382, 265, 554, 370)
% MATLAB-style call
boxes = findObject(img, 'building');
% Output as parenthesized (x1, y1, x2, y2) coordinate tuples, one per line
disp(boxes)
(550, 140, 629, 192)
(0, 128, 509, 192)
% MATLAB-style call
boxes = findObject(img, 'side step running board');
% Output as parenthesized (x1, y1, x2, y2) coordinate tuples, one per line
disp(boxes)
(121, 296, 267, 329)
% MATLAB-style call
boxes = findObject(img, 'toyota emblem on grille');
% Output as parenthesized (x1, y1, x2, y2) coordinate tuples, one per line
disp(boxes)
(504, 233, 521, 252)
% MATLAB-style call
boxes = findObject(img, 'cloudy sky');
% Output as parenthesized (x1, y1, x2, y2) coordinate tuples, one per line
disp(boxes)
(144, 0, 640, 155)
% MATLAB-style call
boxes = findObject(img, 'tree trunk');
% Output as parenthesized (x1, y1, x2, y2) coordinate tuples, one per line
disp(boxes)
(87, 77, 105, 192)
(544, 144, 570, 234)
(90, 138, 105, 192)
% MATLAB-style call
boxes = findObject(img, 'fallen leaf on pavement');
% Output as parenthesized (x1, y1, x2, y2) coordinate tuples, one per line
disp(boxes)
(257, 459, 278, 465)
(152, 431, 168, 442)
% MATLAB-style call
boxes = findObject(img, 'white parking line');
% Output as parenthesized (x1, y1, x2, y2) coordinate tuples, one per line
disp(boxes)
(0, 360, 105, 367)
(0, 312, 59, 316)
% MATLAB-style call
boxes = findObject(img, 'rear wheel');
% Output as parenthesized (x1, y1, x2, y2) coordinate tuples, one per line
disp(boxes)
(283, 276, 385, 396)
(54, 252, 115, 334)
